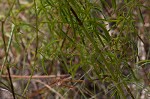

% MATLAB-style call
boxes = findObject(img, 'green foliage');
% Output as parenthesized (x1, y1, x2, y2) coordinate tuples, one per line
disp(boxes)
(0, 0, 149, 98)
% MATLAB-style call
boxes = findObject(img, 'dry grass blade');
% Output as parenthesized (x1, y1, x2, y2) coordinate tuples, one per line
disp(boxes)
(34, 80, 65, 99)
(0, 74, 70, 79)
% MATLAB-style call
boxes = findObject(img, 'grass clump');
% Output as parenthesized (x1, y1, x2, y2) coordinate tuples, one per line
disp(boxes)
(0, 0, 149, 99)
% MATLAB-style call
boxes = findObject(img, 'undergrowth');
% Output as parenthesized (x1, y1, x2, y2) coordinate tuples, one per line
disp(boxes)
(0, 0, 149, 99)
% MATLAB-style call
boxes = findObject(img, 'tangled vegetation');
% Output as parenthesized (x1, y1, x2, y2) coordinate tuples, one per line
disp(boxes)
(0, 0, 149, 99)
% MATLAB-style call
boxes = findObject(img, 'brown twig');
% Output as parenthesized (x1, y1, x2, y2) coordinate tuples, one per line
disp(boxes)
(69, 5, 83, 26)
(0, 74, 70, 79)
(28, 77, 83, 98)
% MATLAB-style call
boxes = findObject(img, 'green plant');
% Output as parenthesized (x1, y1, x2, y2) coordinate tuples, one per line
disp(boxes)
(0, 0, 149, 99)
